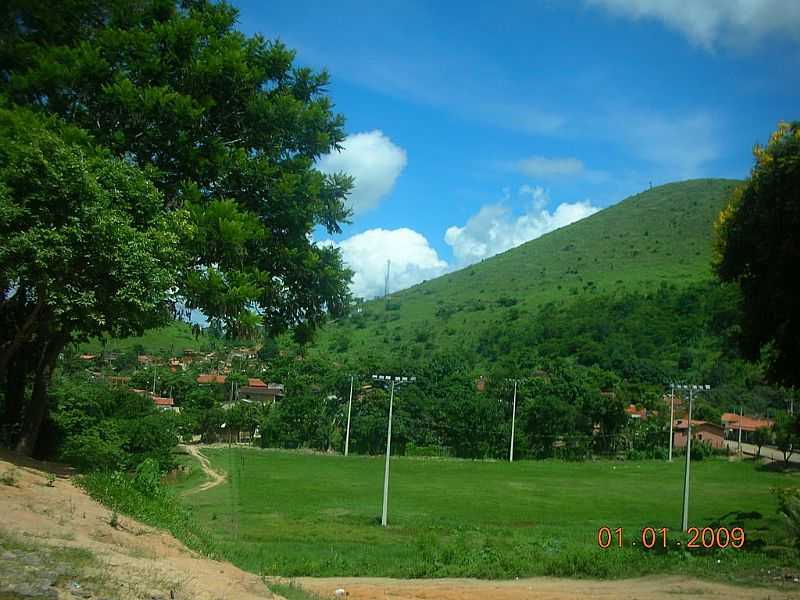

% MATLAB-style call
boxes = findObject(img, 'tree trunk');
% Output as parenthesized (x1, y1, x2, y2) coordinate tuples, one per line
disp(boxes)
(15, 337, 63, 456)
(2, 352, 28, 427)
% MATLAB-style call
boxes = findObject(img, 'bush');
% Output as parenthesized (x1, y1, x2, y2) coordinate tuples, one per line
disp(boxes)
(775, 487, 800, 550)
(49, 377, 178, 472)
(59, 426, 126, 472)
(133, 458, 163, 498)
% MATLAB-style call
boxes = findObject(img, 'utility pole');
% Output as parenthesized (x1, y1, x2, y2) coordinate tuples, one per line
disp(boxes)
(152, 366, 157, 395)
(509, 380, 518, 462)
(738, 406, 743, 456)
(677, 383, 710, 532)
(345, 375, 354, 457)
(372, 374, 416, 527)
(668, 383, 675, 462)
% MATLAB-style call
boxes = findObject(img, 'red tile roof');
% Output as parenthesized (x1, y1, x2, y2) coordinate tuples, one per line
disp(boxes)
(197, 373, 227, 384)
(674, 419, 724, 432)
(625, 404, 647, 418)
(152, 396, 174, 406)
(721, 413, 774, 432)
(248, 378, 267, 387)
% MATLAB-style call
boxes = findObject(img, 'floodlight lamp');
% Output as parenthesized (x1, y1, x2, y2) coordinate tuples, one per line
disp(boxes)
(402, 376, 408, 382)
(705, 384, 711, 390)
(372, 375, 378, 380)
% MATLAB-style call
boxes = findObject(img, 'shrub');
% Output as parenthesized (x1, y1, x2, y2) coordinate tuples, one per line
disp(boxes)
(775, 487, 800, 550)
(59, 426, 126, 472)
(0, 468, 18, 486)
(133, 458, 163, 498)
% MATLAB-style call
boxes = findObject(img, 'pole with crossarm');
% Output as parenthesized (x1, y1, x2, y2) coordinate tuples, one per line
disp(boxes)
(677, 383, 711, 532)
(372, 374, 416, 527)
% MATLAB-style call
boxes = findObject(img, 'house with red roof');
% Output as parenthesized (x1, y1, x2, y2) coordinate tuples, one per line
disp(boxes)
(720, 412, 774, 443)
(673, 419, 726, 449)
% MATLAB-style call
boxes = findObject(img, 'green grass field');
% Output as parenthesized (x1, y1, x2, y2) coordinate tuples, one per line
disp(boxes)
(175, 448, 798, 583)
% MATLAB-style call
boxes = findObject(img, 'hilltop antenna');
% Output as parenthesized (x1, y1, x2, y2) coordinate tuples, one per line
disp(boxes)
(384, 259, 391, 298)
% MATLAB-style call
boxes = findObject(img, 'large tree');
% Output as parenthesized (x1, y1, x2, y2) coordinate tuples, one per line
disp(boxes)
(715, 121, 800, 387)
(0, 0, 354, 453)
(0, 105, 182, 453)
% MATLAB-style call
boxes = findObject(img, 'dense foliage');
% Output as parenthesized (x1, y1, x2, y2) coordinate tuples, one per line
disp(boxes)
(716, 121, 800, 387)
(1, 0, 354, 454)
(46, 378, 178, 471)
(0, 105, 182, 453)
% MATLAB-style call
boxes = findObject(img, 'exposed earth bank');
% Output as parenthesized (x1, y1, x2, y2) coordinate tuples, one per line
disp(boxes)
(0, 452, 276, 600)
(1, 451, 796, 600)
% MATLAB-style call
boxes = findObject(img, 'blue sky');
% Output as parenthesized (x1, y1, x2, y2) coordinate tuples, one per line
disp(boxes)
(234, 0, 800, 299)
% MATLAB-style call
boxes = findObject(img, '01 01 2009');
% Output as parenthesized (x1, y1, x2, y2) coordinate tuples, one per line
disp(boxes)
(597, 526, 745, 549)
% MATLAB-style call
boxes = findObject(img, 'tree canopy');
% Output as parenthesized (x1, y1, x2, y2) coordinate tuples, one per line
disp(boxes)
(0, 105, 184, 452)
(0, 0, 355, 453)
(2, 0, 353, 339)
(715, 121, 800, 387)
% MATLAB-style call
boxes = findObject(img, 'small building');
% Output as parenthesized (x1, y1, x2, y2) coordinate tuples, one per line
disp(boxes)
(106, 376, 130, 386)
(239, 379, 284, 403)
(721, 412, 774, 443)
(625, 404, 648, 420)
(673, 419, 726, 449)
(152, 396, 179, 412)
(196, 373, 228, 385)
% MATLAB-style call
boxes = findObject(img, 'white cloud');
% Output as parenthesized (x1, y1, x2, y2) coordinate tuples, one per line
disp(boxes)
(445, 189, 600, 266)
(588, 0, 800, 49)
(327, 228, 448, 299)
(317, 130, 407, 216)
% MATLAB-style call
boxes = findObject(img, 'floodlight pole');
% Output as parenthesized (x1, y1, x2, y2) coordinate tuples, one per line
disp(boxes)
(345, 375, 354, 457)
(381, 378, 395, 527)
(372, 374, 416, 527)
(668, 383, 675, 462)
(681, 386, 694, 532)
(680, 383, 710, 532)
(737, 406, 743, 456)
(509, 380, 518, 463)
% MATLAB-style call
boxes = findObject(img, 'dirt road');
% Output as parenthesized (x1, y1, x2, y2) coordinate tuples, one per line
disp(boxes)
(181, 444, 226, 494)
(291, 576, 797, 600)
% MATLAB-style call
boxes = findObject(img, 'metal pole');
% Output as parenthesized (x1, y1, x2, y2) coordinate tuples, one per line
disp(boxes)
(345, 375, 354, 457)
(381, 379, 395, 527)
(668, 384, 674, 462)
(738, 406, 743, 455)
(681, 388, 694, 532)
(509, 380, 518, 462)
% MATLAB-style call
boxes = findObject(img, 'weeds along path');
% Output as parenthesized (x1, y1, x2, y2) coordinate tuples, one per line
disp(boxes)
(181, 444, 226, 494)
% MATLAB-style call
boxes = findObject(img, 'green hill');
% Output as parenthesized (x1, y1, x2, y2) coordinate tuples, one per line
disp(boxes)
(316, 179, 741, 362)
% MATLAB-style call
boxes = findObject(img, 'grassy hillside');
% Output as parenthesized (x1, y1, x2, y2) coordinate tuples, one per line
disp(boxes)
(317, 179, 740, 359)
(80, 320, 206, 355)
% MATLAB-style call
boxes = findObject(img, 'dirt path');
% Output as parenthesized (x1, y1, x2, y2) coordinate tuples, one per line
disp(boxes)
(181, 444, 226, 494)
(0, 452, 276, 600)
(290, 576, 797, 600)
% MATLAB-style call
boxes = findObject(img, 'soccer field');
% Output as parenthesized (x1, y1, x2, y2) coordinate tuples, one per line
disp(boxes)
(175, 448, 798, 581)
